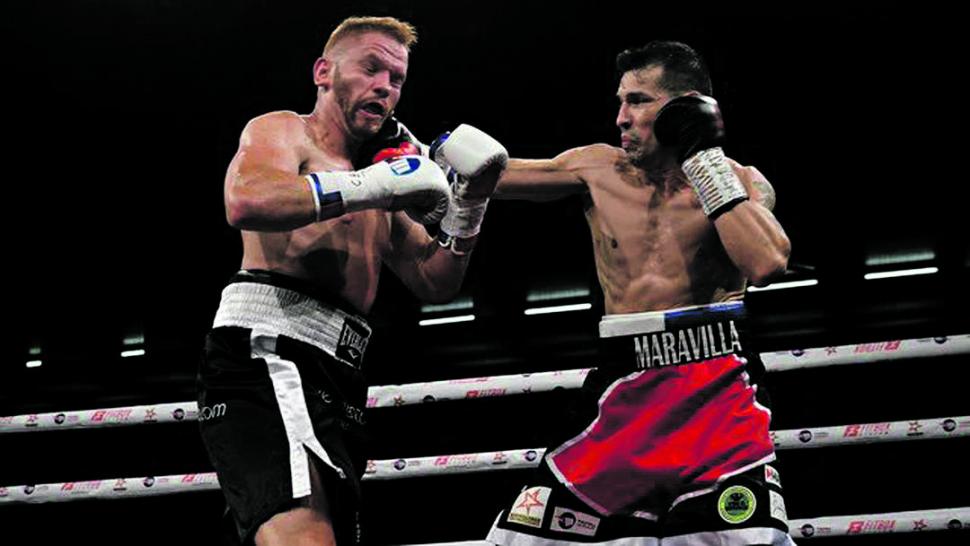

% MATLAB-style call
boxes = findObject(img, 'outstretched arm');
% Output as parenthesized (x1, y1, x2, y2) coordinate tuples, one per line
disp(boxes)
(493, 144, 614, 201)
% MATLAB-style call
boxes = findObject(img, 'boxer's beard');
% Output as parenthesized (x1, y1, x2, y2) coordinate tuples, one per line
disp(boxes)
(332, 66, 380, 140)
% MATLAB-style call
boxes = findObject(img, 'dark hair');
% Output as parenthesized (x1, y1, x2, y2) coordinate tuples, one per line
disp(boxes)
(616, 41, 712, 96)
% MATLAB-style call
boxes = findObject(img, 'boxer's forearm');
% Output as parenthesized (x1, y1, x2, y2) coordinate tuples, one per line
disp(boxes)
(714, 201, 790, 286)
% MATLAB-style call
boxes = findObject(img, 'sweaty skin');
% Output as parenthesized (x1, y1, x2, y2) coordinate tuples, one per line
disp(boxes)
(495, 66, 789, 314)
(225, 32, 485, 314)
(234, 110, 391, 312)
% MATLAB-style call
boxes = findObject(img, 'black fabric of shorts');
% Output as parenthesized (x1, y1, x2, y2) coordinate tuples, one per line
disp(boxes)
(198, 326, 369, 545)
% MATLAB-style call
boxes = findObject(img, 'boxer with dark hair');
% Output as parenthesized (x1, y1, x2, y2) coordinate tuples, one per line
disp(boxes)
(487, 40, 795, 545)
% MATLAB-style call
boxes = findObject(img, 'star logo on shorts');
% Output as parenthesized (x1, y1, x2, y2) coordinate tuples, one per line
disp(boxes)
(515, 489, 546, 515)
(913, 519, 927, 531)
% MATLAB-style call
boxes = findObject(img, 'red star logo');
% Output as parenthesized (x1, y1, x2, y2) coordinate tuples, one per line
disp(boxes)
(515, 490, 545, 515)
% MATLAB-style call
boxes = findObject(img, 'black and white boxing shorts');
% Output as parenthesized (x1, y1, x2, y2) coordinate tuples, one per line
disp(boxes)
(198, 270, 371, 545)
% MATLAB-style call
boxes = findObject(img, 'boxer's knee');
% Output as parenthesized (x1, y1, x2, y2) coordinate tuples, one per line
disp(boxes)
(255, 506, 336, 546)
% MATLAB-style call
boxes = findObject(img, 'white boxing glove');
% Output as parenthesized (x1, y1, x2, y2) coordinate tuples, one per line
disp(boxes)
(429, 125, 508, 250)
(431, 124, 508, 177)
(304, 155, 450, 225)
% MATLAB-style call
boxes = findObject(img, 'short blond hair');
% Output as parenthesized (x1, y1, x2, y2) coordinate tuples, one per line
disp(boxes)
(323, 16, 417, 57)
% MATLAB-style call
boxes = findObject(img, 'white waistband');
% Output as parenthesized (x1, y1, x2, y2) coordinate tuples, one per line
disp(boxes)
(599, 301, 744, 338)
(212, 281, 371, 360)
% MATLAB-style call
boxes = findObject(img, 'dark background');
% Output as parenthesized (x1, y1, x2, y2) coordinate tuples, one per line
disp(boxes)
(2, 2, 967, 544)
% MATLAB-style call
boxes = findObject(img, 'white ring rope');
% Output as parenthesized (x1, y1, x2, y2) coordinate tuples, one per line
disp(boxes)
(790, 507, 970, 538)
(760, 334, 967, 371)
(3, 334, 966, 434)
(2, 415, 967, 505)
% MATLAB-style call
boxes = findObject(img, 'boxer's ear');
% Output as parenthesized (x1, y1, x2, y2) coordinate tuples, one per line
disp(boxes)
(314, 57, 333, 89)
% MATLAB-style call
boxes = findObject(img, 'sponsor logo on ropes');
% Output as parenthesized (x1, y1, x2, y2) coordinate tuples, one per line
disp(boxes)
(172, 408, 185, 421)
(508, 486, 550, 528)
(365, 460, 377, 474)
(60, 481, 103, 494)
(847, 519, 896, 534)
(907, 421, 924, 436)
(942, 419, 957, 432)
(912, 519, 927, 531)
(143, 477, 156, 488)
(492, 452, 509, 465)
(393, 459, 407, 471)
(0, 487, 8, 498)
(393, 396, 406, 406)
(54, 413, 66, 424)
(91, 409, 134, 423)
(947, 519, 964, 530)
(798, 430, 813, 443)
(466, 388, 507, 398)
(843, 423, 891, 438)
(113, 479, 128, 491)
(800, 524, 815, 537)
(143, 408, 157, 423)
(23, 485, 36, 495)
(434, 454, 478, 468)
(25, 415, 39, 428)
(550, 506, 601, 536)
(718, 486, 756, 524)
(524, 450, 538, 462)
(633, 320, 742, 369)
(853, 341, 901, 354)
